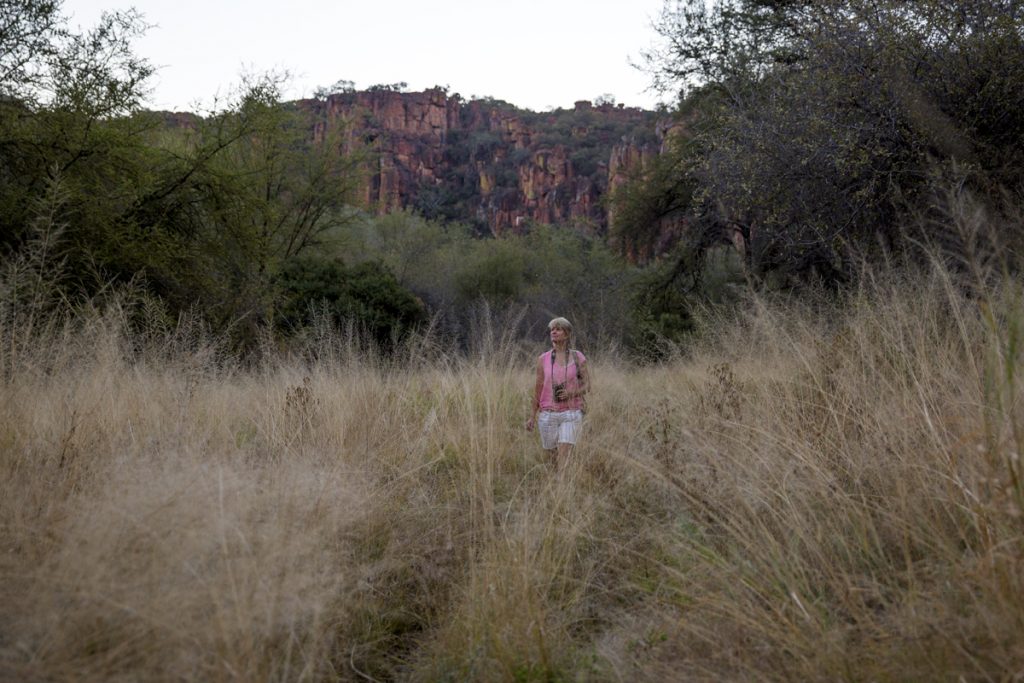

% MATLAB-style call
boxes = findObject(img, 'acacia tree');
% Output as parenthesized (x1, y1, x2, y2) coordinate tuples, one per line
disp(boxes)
(180, 75, 366, 337)
(0, 2, 367, 347)
(0, 0, 64, 100)
(0, 0, 154, 252)
(627, 0, 1024, 289)
(641, 0, 811, 100)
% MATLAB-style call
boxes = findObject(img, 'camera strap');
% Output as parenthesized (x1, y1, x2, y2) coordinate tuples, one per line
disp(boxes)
(550, 349, 572, 404)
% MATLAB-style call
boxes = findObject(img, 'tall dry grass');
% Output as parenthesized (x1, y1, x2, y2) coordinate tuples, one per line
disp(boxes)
(1, 265, 1023, 681)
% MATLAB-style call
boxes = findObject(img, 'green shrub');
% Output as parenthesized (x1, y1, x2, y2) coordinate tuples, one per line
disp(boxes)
(275, 258, 426, 346)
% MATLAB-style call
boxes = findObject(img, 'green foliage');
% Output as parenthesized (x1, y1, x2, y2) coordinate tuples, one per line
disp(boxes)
(333, 211, 464, 328)
(0, 3, 368, 349)
(0, 170, 70, 332)
(467, 130, 502, 157)
(182, 75, 363, 333)
(627, 244, 747, 359)
(413, 101, 659, 234)
(642, 0, 806, 99)
(332, 213, 640, 346)
(633, 0, 1024, 289)
(275, 257, 426, 346)
(0, 1, 152, 109)
(522, 104, 656, 151)
(610, 131, 702, 263)
(0, 0, 64, 101)
(313, 78, 355, 99)
(0, 2, 153, 251)
(569, 146, 601, 177)
(453, 238, 526, 306)
(366, 82, 408, 93)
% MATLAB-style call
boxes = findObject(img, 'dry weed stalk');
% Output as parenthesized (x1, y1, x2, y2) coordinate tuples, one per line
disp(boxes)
(1, 262, 1022, 681)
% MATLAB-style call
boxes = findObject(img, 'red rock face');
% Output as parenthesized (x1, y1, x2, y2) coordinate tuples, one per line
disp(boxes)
(606, 119, 691, 263)
(608, 142, 657, 212)
(302, 88, 458, 213)
(299, 89, 660, 242)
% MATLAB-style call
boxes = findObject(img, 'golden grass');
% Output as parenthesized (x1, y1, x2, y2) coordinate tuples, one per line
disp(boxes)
(1, 268, 1023, 681)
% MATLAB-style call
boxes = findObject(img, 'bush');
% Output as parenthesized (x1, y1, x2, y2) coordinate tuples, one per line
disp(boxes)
(275, 257, 426, 346)
(636, 0, 1024, 285)
(453, 240, 527, 307)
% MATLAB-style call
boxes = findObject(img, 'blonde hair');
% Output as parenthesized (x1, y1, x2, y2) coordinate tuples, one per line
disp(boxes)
(548, 317, 572, 333)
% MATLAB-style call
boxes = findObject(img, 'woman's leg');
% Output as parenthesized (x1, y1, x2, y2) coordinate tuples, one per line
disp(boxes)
(538, 412, 558, 463)
(554, 411, 581, 463)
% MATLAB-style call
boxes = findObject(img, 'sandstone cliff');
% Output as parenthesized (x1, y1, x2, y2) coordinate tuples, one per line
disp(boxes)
(298, 88, 662, 239)
(607, 118, 689, 262)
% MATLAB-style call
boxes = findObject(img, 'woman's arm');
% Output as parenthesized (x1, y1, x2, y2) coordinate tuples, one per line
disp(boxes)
(574, 357, 590, 398)
(526, 356, 544, 431)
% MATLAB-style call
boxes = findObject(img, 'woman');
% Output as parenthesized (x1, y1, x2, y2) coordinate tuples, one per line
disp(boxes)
(525, 317, 590, 462)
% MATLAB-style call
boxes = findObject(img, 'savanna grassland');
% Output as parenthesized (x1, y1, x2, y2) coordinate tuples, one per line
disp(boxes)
(2, 266, 1022, 682)
(2, 2, 1024, 677)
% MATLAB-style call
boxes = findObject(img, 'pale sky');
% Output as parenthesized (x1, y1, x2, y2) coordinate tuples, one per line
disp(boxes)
(62, 0, 669, 113)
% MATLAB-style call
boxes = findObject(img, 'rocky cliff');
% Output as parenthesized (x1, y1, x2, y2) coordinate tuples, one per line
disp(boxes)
(607, 118, 690, 262)
(298, 88, 663, 238)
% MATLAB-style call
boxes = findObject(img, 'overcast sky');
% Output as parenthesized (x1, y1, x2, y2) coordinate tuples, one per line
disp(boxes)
(61, 0, 670, 113)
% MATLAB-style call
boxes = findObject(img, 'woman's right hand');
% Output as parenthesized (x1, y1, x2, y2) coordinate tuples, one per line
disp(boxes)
(525, 416, 535, 431)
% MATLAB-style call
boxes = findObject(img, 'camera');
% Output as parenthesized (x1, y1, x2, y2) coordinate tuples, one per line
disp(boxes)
(553, 383, 568, 401)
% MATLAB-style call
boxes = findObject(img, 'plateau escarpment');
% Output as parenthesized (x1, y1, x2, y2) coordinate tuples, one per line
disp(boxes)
(298, 88, 667, 240)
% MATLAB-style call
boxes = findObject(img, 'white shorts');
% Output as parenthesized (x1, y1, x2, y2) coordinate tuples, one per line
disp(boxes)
(537, 410, 583, 450)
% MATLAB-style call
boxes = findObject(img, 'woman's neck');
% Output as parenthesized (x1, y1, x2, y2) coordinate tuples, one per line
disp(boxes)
(553, 341, 568, 354)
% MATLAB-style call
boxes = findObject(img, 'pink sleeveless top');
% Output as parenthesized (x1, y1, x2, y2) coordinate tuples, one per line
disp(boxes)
(539, 349, 586, 411)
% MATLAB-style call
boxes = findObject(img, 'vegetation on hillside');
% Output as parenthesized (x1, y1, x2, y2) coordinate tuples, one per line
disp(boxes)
(614, 0, 1024, 344)
(4, 0, 1024, 357)
(0, 0, 368, 346)
(0, 0, 660, 353)
(417, 99, 658, 232)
